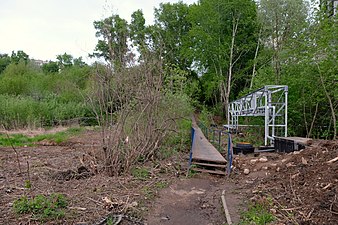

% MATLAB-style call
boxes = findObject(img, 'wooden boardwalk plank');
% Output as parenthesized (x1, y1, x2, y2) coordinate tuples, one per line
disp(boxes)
(191, 121, 227, 164)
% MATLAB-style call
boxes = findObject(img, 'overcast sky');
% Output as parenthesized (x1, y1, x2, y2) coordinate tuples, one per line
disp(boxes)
(0, 0, 197, 63)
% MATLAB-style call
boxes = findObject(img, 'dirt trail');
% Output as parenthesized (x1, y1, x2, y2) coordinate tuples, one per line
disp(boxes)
(146, 175, 243, 225)
(0, 129, 245, 225)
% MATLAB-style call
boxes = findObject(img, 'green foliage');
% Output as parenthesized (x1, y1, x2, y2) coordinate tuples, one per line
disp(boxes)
(93, 14, 129, 68)
(0, 60, 94, 128)
(130, 9, 147, 53)
(0, 127, 83, 147)
(198, 107, 213, 127)
(186, 0, 258, 106)
(13, 193, 67, 220)
(11, 50, 29, 64)
(42, 61, 59, 74)
(131, 167, 150, 180)
(154, 2, 191, 68)
(239, 201, 275, 225)
(57, 53, 73, 69)
(155, 181, 168, 189)
(141, 186, 155, 199)
(24, 180, 32, 189)
(0, 53, 11, 74)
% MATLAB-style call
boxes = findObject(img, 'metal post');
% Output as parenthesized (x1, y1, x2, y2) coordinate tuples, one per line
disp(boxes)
(272, 106, 275, 145)
(264, 92, 269, 146)
(227, 105, 230, 132)
(218, 131, 221, 151)
(285, 88, 288, 137)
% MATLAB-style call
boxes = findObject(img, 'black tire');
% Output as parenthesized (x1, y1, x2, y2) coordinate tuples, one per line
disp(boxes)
(232, 147, 242, 155)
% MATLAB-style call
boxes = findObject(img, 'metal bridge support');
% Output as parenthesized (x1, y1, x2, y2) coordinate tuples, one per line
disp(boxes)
(227, 85, 288, 146)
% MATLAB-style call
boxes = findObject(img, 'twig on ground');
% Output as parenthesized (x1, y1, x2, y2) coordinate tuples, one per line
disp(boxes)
(329, 194, 337, 215)
(2, 125, 22, 174)
(327, 156, 338, 163)
(289, 175, 303, 205)
(69, 206, 87, 211)
(87, 197, 104, 206)
(221, 190, 232, 225)
(306, 208, 314, 220)
(272, 197, 300, 225)
(281, 206, 302, 211)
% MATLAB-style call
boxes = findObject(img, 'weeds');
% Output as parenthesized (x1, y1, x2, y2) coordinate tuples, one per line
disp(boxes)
(13, 193, 68, 220)
(155, 181, 168, 189)
(131, 167, 150, 180)
(239, 200, 275, 225)
(0, 127, 83, 147)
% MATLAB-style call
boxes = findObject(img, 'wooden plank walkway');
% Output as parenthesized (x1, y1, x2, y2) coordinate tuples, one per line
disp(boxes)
(191, 118, 227, 165)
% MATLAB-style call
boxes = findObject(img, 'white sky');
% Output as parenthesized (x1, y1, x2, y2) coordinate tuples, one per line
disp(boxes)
(0, 0, 197, 63)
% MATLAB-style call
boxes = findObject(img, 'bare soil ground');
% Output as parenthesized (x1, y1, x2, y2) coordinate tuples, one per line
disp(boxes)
(0, 129, 243, 225)
(1, 128, 337, 225)
(232, 140, 338, 225)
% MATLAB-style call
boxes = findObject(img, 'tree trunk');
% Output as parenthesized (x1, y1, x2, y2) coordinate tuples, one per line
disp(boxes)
(308, 102, 319, 138)
(225, 16, 239, 120)
(317, 63, 337, 140)
(250, 27, 262, 89)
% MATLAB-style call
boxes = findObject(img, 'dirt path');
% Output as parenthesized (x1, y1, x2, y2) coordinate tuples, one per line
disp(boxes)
(0, 129, 246, 225)
(146, 175, 243, 225)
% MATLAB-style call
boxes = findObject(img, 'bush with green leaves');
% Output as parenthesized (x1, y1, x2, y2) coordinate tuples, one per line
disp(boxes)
(13, 193, 67, 220)
(0, 61, 95, 128)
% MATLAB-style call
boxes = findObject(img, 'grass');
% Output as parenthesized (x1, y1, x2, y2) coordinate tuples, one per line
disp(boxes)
(131, 167, 150, 180)
(0, 127, 83, 147)
(155, 181, 168, 189)
(239, 200, 275, 225)
(13, 193, 68, 220)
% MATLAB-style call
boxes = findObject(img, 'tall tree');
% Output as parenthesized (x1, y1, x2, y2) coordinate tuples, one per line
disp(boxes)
(0, 54, 11, 74)
(42, 61, 59, 74)
(130, 10, 147, 55)
(56, 53, 73, 69)
(258, 0, 309, 84)
(154, 2, 191, 69)
(92, 14, 129, 69)
(73, 56, 87, 67)
(186, 0, 258, 114)
(11, 50, 29, 64)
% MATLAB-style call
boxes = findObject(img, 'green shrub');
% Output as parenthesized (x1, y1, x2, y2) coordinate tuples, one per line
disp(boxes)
(13, 193, 67, 220)
(0, 62, 94, 129)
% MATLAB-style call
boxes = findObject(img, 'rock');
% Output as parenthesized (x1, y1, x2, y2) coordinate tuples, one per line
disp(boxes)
(250, 159, 258, 164)
(244, 168, 250, 175)
(293, 151, 300, 155)
(301, 157, 308, 165)
(270, 208, 277, 214)
(161, 216, 170, 221)
(281, 158, 288, 163)
(259, 157, 268, 163)
(276, 167, 280, 172)
(270, 163, 277, 167)
(262, 166, 268, 170)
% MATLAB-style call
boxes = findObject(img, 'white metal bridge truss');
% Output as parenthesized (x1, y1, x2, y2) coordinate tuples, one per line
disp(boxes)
(227, 85, 288, 146)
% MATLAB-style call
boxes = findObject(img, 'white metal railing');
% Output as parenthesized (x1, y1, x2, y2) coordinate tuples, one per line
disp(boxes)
(227, 85, 288, 146)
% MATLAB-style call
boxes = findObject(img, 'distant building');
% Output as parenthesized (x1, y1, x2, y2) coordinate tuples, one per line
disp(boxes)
(31, 59, 48, 67)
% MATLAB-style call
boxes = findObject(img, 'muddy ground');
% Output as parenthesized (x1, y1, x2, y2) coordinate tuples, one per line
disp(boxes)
(0, 128, 337, 225)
